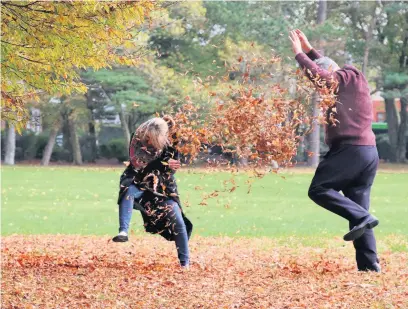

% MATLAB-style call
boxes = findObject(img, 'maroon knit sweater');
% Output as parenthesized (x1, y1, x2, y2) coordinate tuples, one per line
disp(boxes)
(295, 49, 376, 147)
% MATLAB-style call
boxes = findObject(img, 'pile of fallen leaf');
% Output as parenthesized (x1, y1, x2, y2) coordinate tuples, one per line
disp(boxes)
(2, 235, 408, 309)
(168, 52, 337, 170)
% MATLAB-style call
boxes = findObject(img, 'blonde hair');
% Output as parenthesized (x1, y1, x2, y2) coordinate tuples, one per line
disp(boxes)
(136, 117, 169, 150)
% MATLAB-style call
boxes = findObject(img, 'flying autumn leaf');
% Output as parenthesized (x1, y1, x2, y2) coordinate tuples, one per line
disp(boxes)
(165, 47, 337, 200)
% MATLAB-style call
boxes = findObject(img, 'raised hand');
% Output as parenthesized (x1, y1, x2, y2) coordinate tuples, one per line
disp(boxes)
(295, 29, 313, 53)
(289, 30, 302, 55)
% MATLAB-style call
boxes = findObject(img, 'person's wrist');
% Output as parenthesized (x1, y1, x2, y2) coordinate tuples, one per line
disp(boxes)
(295, 49, 303, 56)
(304, 43, 313, 53)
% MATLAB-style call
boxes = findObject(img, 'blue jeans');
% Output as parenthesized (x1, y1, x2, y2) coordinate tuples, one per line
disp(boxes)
(119, 184, 144, 234)
(161, 199, 190, 266)
(119, 186, 190, 266)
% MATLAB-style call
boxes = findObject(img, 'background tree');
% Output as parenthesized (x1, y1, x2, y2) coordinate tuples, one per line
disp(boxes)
(1, 0, 158, 129)
(4, 124, 16, 165)
(82, 67, 167, 144)
(83, 84, 112, 162)
(3, 1, 406, 166)
(341, 1, 408, 162)
(39, 97, 62, 166)
(380, 2, 408, 163)
(37, 95, 88, 165)
(306, 0, 327, 168)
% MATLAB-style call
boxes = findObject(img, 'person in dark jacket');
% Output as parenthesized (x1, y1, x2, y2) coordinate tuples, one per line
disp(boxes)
(113, 116, 192, 268)
(289, 29, 380, 272)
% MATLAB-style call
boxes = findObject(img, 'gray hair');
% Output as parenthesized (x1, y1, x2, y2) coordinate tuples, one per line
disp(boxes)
(136, 117, 169, 150)
(314, 57, 340, 72)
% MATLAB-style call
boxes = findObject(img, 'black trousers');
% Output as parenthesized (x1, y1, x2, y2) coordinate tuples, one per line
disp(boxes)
(308, 144, 379, 269)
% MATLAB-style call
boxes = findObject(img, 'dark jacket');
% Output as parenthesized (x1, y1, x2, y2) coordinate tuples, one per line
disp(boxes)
(295, 49, 376, 148)
(117, 133, 193, 241)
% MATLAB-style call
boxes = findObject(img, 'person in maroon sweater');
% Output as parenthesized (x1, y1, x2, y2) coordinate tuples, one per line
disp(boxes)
(289, 29, 380, 272)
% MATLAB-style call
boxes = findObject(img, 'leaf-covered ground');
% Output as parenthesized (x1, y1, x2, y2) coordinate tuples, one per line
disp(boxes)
(2, 235, 408, 309)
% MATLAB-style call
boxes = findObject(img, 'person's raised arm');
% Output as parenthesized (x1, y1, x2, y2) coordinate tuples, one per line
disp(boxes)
(289, 30, 337, 88)
(295, 53, 337, 88)
(295, 29, 323, 61)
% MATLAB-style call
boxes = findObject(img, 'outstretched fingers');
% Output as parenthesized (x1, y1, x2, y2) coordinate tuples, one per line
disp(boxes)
(289, 30, 299, 43)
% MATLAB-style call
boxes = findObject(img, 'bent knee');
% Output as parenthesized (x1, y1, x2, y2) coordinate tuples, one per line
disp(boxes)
(162, 200, 182, 218)
(127, 185, 143, 199)
(164, 201, 185, 226)
(308, 185, 326, 202)
(163, 200, 179, 212)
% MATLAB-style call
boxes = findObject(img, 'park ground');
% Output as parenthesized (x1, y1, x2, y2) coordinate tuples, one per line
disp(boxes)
(2, 166, 408, 308)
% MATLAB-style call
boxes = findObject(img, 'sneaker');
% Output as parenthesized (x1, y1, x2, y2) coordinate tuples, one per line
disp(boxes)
(112, 231, 128, 242)
(180, 263, 190, 271)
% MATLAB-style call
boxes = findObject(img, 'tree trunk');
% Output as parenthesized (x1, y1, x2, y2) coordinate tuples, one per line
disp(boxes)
(41, 122, 60, 166)
(119, 108, 131, 145)
(395, 21, 407, 162)
(362, 45, 370, 77)
(307, 0, 327, 167)
(88, 117, 98, 162)
(307, 93, 321, 167)
(362, 1, 381, 76)
(85, 92, 98, 162)
(68, 115, 83, 165)
(61, 113, 72, 156)
(385, 97, 399, 162)
(383, 13, 406, 163)
(396, 97, 407, 163)
(362, 16, 377, 76)
(399, 30, 407, 69)
(4, 123, 16, 165)
(317, 0, 327, 23)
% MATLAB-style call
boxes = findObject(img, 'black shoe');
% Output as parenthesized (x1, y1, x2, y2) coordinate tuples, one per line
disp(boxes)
(359, 262, 381, 273)
(112, 235, 128, 242)
(344, 215, 379, 241)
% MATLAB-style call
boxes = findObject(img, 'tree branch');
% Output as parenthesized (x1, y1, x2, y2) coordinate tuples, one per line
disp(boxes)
(17, 54, 48, 65)
(1, 1, 40, 9)
(0, 40, 39, 48)
(370, 88, 380, 95)
(2, 1, 59, 15)
(3, 11, 43, 44)
(4, 66, 42, 91)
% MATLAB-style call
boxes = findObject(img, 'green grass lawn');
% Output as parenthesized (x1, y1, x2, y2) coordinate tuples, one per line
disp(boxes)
(2, 166, 408, 241)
